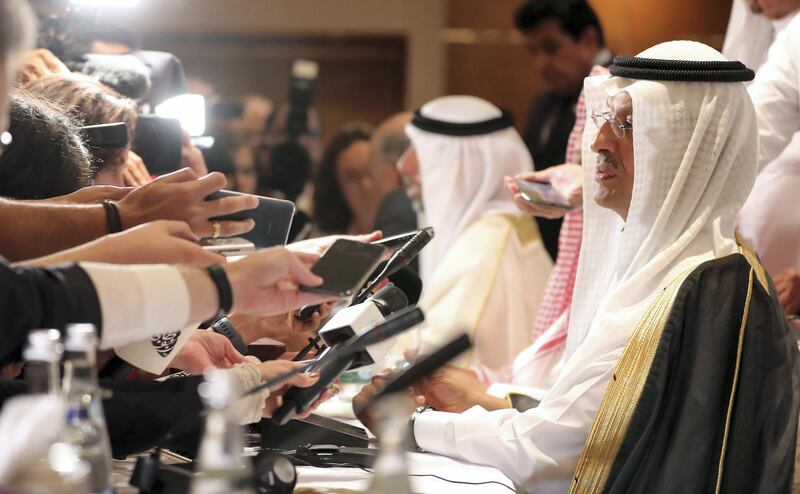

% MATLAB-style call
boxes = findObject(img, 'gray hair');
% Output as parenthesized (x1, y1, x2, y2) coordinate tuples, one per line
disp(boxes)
(375, 131, 410, 166)
(0, 0, 37, 61)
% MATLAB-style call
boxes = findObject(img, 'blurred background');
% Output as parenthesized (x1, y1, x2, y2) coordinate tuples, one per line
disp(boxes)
(98, 0, 732, 139)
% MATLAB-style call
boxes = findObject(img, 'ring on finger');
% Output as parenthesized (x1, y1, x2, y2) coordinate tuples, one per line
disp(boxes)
(211, 220, 222, 239)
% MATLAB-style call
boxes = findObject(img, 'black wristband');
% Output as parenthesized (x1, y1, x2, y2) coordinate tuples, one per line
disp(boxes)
(211, 317, 248, 355)
(102, 200, 122, 234)
(205, 264, 233, 317)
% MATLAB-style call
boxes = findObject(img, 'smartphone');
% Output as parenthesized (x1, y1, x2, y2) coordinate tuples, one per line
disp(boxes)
(370, 226, 434, 249)
(200, 237, 255, 255)
(514, 178, 573, 210)
(205, 190, 296, 248)
(300, 239, 386, 297)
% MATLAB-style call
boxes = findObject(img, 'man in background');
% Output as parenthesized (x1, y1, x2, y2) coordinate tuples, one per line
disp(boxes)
(371, 111, 417, 237)
(514, 0, 610, 259)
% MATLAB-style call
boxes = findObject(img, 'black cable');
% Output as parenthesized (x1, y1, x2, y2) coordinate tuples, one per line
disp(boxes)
(354, 465, 517, 493)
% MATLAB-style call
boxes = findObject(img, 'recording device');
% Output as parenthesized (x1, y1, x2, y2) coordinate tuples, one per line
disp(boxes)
(258, 60, 320, 202)
(352, 227, 434, 304)
(72, 53, 152, 100)
(204, 189, 296, 249)
(285, 59, 319, 139)
(260, 413, 370, 451)
(299, 239, 386, 297)
(132, 115, 183, 176)
(370, 226, 434, 249)
(514, 178, 573, 210)
(355, 333, 472, 415)
(318, 285, 408, 368)
(270, 307, 425, 425)
(130, 450, 296, 494)
(80, 122, 128, 149)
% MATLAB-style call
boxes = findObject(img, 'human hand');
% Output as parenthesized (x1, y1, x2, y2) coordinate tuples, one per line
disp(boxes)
(415, 365, 491, 413)
(122, 151, 152, 187)
(256, 360, 334, 418)
(170, 330, 247, 375)
(225, 247, 338, 316)
(228, 303, 333, 345)
(352, 372, 424, 435)
(181, 130, 208, 176)
(28, 220, 225, 266)
(753, 0, 800, 19)
(504, 164, 583, 219)
(289, 231, 383, 256)
(48, 185, 131, 204)
(17, 49, 70, 86)
(116, 167, 257, 238)
(774, 267, 800, 314)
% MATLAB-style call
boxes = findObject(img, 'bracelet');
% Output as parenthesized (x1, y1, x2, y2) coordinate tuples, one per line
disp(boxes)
(211, 317, 248, 355)
(408, 405, 431, 451)
(102, 200, 122, 233)
(205, 264, 233, 318)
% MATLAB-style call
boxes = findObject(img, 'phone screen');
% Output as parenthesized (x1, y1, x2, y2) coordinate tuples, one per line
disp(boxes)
(514, 179, 573, 210)
(300, 239, 386, 297)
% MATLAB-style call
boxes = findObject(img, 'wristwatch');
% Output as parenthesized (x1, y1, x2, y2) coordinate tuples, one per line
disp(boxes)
(211, 316, 248, 355)
(408, 405, 431, 451)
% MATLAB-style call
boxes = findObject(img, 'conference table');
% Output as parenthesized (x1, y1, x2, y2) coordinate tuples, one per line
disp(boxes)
(113, 449, 517, 493)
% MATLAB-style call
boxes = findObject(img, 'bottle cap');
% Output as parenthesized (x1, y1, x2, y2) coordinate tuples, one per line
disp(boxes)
(64, 323, 98, 352)
(23, 329, 63, 363)
(198, 369, 240, 410)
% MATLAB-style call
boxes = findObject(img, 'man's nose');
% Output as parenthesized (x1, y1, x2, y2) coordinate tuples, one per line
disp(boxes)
(591, 123, 616, 154)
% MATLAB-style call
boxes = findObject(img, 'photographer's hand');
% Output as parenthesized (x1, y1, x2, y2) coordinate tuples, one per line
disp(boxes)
(117, 167, 257, 238)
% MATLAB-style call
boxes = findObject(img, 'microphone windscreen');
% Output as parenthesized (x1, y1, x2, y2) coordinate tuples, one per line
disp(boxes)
(77, 54, 152, 100)
(387, 266, 422, 304)
(370, 285, 408, 316)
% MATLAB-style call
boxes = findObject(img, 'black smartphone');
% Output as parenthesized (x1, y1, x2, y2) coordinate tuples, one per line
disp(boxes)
(370, 226, 433, 249)
(514, 178, 573, 210)
(80, 122, 129, 149)
(300, 239, 386, 297)
(205, 190, 296, 248)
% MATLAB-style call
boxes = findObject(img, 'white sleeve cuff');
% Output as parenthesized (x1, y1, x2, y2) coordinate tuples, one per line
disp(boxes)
(414, 410, 460, 457)
(81, 263, 191, 349)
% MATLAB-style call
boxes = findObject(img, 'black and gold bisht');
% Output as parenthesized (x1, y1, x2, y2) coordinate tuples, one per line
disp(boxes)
(570, 240, 800, 493)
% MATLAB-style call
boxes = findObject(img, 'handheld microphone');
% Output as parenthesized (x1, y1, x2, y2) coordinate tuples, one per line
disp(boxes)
(354, 333, 471, 415)
(384, 226, 434, 277)
(71, 54, 153, 101)
(321, 285, 408, 344)
(270, 307, 424, 425)
(352, 227, 434, 304)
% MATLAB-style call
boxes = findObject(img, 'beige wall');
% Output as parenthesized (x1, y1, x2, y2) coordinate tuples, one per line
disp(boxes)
(100, 0, 447, 109)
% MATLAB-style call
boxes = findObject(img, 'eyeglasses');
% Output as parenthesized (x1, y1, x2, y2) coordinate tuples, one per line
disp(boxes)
(591, 110, 633, 139)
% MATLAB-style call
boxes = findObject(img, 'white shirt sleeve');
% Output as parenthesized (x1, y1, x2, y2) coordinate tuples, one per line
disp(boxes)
(413, 335, 622, 494)
(749, 15, 800, 170)
(81, 263, 192, 349)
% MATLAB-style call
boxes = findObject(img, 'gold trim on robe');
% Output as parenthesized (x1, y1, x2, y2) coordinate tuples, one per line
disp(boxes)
(569, 245, 762, 494)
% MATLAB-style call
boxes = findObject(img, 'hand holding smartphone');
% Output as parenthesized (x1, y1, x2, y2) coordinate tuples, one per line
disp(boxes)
(299, 239, 386, 297)
(513, 178, 574, 210)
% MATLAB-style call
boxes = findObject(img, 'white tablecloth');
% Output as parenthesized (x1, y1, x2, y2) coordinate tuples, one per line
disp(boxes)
(296, 451, 517, 494)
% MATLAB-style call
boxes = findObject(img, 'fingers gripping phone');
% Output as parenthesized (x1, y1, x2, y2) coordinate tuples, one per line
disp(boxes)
(299, 239, 386, 297)
(514, 178, 573, 210)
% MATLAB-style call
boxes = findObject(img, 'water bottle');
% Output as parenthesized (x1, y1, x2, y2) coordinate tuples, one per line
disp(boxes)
(366, 394, 413, 494)
(61, 324, 113, 494)
(191, 369, 255, 494)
